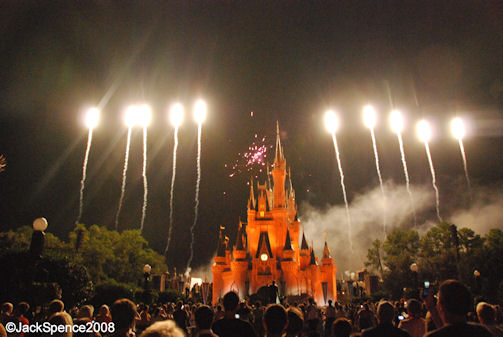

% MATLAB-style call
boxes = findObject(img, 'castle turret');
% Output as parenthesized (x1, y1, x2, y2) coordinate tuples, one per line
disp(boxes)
(212, 226, 229, 304)
(320, 239, 337, 303)
(272, 122, 286, 209)
(300, 231, 310, 270)
(287, 167, 297, 222)
(231, 221, 249, 298)
(281, 229, 298, 296)
(247, 177, 256, 210)
(309, 248, 322, 303)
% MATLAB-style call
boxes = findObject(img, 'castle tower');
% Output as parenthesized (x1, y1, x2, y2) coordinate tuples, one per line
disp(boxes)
(212, 226, 229, 304)
(320, 240, 338, 303)
(280, 229, 298, 296)
(272, 122, 286, 209)
(300, 231, 310, 270)
(231, 220, 249, 298)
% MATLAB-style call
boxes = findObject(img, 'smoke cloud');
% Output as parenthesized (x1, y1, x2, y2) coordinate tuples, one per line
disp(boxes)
(300, 182, 433, 274)
(301, 181, 503, 276)
(448, 187, 503, 234)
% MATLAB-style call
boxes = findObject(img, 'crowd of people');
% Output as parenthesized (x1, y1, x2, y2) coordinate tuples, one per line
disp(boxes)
(1, 279, 502, 337)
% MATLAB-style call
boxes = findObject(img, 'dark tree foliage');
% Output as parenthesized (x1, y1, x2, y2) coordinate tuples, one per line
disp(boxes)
(366, 223, 503, 304)
(0, 252, 93, 307)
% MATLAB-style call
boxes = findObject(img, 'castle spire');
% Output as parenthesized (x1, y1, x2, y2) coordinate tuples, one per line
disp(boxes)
(266, 162, 272, 187)
(247, 177, 255, 209)
(300, 231, 309, 250)
(288, 167, 293, 191)
(309, 248, 317, 265)
(272, 122, 287, 208)
(235, 220, 245, 251)
(323, 240, 331, 258)
(216, 226, 226, 257)
(283, 229, 293, 251)
(274, 121, 284, 164)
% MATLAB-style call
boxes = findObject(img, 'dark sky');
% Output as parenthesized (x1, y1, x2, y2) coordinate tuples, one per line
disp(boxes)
(1, 0, 503, 270)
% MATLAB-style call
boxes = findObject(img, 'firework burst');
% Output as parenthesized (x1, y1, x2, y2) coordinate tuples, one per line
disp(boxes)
(226, 134, 273, 178)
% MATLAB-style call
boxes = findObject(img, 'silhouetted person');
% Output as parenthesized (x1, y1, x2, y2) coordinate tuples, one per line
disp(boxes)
(398, 299, 425, 337)
(212, 291, 257, 337)
(194, 305, 217, 337)
(361, 301, 411, 337)
(425, 280, 491, 337)
(268, 281, 279, 304)
(331, 318, 352, 337)
(476, 302, 503, 337)
(325, 300, 336, 336)
(285, 307, 303, 337)
(173, 301, 188, 333)
(139, 320, 185, 337)
(110, 299, 138, 337)
(1, 303, 13, 325)
(263, 304, 288, 337)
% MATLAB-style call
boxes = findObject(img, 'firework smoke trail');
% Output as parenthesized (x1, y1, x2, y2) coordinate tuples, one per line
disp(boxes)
(458, 139, 471, 188)
(164, 127, 179, 255)
(424, 142, 442, 222)
(115, 128, 132, 230)
(331, 133, 353, 252)
(77, 129, 94, 224)
(370, 128, 387, 235)
(186, 125, 202, 271)
(396, 132, 417, 225)
(140, 126, 148, 232)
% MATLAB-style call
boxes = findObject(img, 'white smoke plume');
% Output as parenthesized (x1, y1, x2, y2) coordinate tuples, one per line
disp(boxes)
(300, 182, 433, 274)
(448, 188, 503, 235)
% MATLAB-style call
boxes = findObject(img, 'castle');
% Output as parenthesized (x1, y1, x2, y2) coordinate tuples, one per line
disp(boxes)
(212, 124, 337, 305)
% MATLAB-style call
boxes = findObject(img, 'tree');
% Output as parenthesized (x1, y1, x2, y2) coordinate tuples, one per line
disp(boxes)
(70, 225, 168, 285)
(365, 239, 384, 277)
(0, 252, 93, 307)
(371, 229, 420, 298)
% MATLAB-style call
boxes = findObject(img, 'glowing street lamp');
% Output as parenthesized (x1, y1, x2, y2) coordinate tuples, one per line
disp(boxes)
(363, 105, 377, 129)
(416, 120, 432, 143)
(389, 109, 404, 134)
(193, 100, 207, 124)
(451, 117, 466, 140)
(324, 110, 339, 134)
(85, 108, 100, 129)
(169, 103, 184, 127)
(30, 217, 48, 257)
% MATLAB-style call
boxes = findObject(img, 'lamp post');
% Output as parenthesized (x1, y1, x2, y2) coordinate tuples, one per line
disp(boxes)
(30, 218, 48, 258)
(410, 263, 419, 298)
(143, 264, 151, 304)
(449, 224, 461, 278)
(474, 270, 481, 294)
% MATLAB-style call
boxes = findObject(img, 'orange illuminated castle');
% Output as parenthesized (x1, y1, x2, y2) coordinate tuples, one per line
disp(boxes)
(212, 124, 337, 305)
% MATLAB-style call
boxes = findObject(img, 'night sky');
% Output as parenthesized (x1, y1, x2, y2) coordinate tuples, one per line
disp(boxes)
(1, 1, 503, 271)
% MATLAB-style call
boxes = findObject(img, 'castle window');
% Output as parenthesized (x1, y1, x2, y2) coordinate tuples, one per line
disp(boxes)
(260, 211, 265, 217)
(260, 253, 268, 261)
